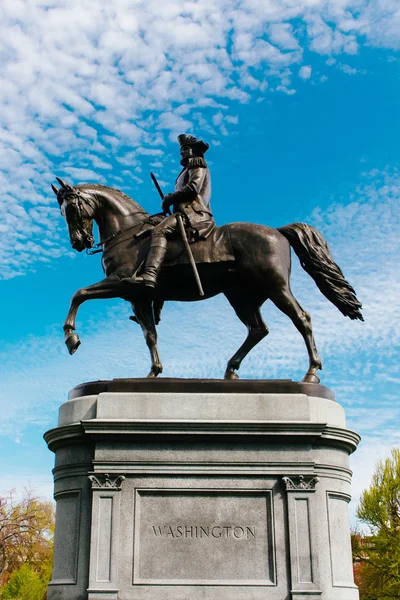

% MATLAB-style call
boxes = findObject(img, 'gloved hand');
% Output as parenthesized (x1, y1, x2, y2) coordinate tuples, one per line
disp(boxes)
(162, 193, 174, 214)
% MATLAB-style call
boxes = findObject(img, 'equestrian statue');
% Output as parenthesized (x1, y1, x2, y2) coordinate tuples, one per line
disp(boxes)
(52, 133, 363, 382)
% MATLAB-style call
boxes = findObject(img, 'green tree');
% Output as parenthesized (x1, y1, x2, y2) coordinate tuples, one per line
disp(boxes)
(356, 448, 400, 600)
(0, 564, 47, 600)
(0, 489, 54, 587)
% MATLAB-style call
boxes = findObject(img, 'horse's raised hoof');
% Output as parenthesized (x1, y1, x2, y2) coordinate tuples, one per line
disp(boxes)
(65, 333, 81, 355)
(224, 369, 239, 380)
(302, 372, 320, 384)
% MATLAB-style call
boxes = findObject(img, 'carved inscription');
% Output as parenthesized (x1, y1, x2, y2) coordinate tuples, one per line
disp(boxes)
(151, 524, 256, 539)
(134, 490, 276, 585)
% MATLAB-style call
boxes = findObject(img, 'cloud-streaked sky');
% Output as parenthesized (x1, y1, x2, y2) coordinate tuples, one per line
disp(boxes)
(1, 0, 399, 519)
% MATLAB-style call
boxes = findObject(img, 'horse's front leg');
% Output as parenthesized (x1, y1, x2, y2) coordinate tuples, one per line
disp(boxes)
(131, 301, 163, 378)
(63, 276, 122, 354)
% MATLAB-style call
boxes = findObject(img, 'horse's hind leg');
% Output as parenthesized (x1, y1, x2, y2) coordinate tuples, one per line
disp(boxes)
(224, 298, 269, 380)
(270, 286, 322, 383)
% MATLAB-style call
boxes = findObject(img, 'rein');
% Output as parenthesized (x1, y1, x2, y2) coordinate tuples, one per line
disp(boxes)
(86, 214, 164, 256)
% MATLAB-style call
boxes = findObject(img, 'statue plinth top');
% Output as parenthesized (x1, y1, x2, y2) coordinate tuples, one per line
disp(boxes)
(68, 378, 335, 401)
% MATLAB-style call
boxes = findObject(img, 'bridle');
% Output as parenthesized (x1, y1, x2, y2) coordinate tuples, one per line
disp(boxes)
(60, 188, 161, 256)
(53, 178, 162, 256)
(59, 188, 97, 251)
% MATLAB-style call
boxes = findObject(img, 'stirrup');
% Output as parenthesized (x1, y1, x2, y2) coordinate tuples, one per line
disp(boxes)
(133, 273, 157, 288)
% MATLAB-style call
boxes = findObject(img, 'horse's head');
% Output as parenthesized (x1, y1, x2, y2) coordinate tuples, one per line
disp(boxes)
(52, 178, 96, 252)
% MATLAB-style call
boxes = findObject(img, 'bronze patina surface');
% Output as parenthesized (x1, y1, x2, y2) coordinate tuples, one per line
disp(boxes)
(54, 133, 363, 383)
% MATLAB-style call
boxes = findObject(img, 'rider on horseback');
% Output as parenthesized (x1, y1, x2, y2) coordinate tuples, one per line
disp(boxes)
(133, 134, 215, 288)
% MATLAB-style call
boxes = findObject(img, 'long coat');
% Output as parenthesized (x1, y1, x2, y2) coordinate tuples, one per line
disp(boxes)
(170, 163, 215, 239)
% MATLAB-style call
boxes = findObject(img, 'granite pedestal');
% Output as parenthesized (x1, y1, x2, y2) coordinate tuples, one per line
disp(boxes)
(44, 379, 360, 600)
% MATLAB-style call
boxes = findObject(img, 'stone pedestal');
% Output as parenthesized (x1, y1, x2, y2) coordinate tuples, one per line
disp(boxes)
(44, 379, 360, 600)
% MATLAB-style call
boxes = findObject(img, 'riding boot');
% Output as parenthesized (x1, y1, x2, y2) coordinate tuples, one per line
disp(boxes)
(133, 236, 168, 288)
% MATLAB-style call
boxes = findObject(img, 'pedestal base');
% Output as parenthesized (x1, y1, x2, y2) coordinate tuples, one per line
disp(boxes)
(44, 379, 360, 600)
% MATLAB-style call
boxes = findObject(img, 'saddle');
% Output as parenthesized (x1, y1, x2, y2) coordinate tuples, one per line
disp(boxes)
(164, 224, 235, 267)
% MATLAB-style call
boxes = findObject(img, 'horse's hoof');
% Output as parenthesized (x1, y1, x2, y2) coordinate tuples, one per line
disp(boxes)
(224, 370, 239, 380)
(146, 367, 162, 378)
(302, 372, 320, 384)
(65, 333, 81, 355)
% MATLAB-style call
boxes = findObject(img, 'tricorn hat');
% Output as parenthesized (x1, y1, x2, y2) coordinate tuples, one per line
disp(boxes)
(177, 134, 209, 155)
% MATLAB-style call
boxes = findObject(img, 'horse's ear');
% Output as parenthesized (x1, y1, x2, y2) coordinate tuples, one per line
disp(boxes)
(56, 177, 71, 189)
(51, 184, 59, 196)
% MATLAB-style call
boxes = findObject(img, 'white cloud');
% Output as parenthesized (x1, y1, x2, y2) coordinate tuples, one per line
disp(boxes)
(157, 113, 194, 139)
(268, 23, 300, 50)
(64, 167, 104, 181)
(339, 63, 359, 74)
(1, 0, 400, 277)
(299, 65, 312, 79)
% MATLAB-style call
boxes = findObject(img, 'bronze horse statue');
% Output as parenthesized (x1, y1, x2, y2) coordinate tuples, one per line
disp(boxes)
(53, 179, 363, 383)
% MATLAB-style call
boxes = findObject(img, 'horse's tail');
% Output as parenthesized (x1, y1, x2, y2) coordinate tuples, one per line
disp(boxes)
(278, 222, 364, 321)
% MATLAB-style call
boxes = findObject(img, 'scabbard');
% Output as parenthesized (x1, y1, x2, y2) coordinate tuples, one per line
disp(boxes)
(150, 172, 204, 297)
(175, 213, 204, 297)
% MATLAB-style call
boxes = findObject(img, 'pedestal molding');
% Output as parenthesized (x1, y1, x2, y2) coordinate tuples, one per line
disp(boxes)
(82, 418, 327, 434)
(82, 419, 359, 453)
(52, 464, 94, 482)
(44, 423, 86, 451)
(45, 419, 359, 455)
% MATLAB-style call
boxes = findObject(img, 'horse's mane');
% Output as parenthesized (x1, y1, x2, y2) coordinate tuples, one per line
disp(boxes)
(76, 182, 148, 214)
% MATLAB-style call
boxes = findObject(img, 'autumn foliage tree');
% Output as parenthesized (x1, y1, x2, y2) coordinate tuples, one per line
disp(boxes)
(0, 488, 54, 596)
(354, 448, 400, 600)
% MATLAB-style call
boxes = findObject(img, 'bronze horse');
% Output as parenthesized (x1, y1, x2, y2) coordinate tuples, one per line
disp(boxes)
(54, 179, 363, 383)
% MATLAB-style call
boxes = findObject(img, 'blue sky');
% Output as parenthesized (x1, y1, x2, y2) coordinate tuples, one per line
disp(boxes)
(0, 0, 399, 521)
